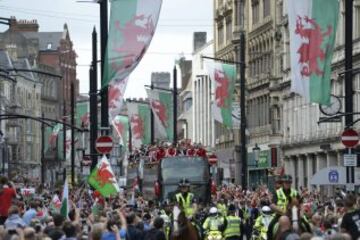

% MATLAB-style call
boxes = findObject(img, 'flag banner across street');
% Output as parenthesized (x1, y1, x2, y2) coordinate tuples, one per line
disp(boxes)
(288, 0, 339, 105)
(206, 61, 236, 129)
(146, 88, 174, 141)
(127, 101, 151, 148)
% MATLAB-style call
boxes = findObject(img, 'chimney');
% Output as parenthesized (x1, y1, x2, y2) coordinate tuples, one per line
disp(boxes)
(9, 17, 39, 32)
(193, 32, 207, 52)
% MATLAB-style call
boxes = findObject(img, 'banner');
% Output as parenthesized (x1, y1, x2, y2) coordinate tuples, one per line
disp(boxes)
(146, 88, 173, 141)
(108, 78, 129, 120)
(76, 101, 90, 128)
(127, 101, 151, 148)
(206, 61, 236, 128)
(102, 0, 162, 88)
(49, 124, 62, 149)
(112, 115, 129, 148)
(288, 0, 339, 105)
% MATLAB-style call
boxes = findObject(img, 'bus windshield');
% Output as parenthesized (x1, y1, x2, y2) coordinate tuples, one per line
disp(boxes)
(161, 157, 209, 182)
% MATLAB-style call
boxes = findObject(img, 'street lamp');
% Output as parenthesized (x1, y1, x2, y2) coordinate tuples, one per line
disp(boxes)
(253, 143, 260, 167)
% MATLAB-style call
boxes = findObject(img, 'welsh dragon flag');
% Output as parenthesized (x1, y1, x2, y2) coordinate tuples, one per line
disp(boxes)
(112, 115, 129, 148)
(108, 78, 129, 120)
(146, 88, 173, 141)
(76, 101, 90, 128)
(60, 179, 69, 218)
(288, 0, 339, 105)
(88, 155, 120, 197)
(206, 62, 236, 129)
(49, 124, 62, 148)
(102, 0, 162, 88)
(127, 101, 151, 148)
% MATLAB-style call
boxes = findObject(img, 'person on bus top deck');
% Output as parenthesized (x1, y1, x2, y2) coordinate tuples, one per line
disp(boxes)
(174, 178, 197, 219)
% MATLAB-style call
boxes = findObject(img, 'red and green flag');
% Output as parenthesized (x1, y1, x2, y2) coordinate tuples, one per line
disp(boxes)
(127, 101, 151, 148)
(112, 115, 129, 148)
(288, 0, 339, 105)
(49, 124, 62, 148)
(146, 88, 173, 141)
(108, 78, 129, 120)
(76, 101, 90, 128)
(60, 179, 69, 218)
(102, 0, 162, 88)
(206, 62, 236, 129)
(88, 155, 120, 197)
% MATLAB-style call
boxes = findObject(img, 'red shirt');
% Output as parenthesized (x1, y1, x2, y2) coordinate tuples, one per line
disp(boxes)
(0, 187, 16, 216)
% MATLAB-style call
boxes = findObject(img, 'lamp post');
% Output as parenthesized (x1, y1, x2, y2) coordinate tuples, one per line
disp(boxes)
(252, 143, 260, 185)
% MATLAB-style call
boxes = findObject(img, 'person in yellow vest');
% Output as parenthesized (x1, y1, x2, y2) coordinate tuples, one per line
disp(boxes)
(174, 178, 196, 219)
(223, 204, 242, 240)
(217, 197, 228, 217)
(268, 174, 299, 239)
(202, 207, 225, 239)
(253, 206, 274, 240)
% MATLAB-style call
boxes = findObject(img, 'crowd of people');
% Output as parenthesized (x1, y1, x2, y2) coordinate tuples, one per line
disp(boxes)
(0, 173, 359, 240)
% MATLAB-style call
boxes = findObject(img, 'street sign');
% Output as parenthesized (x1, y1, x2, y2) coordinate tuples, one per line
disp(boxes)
(341, 129, 359, 148)
(344, 154, 357, 167)
(208, 154, 218, 165)
(95, 136, 113, 154)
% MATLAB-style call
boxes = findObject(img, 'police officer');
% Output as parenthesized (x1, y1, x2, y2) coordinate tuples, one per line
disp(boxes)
(268, 175, 299, 239)
(270, 175, 299, 215)
(223, 204, 241, 240)
(274, 175, 283, 191)
(217, 197, 228, 217)
(202, 207, 225, 238)
(174, 178, 196, 218)
(253, 206, 273, 240)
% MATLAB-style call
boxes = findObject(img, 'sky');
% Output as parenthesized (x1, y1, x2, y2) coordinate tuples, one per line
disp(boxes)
(0, 0, 213, 98)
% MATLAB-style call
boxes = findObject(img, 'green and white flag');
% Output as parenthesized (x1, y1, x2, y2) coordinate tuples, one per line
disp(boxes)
(146, 89, 173, 141)
(76, 101, 90, 128)
(60, 179, 69, 218)
(102, 0, 162, 88)
(127, 102, 151, 148)
(88, 155, 120, 197)
(112, 115, 129, 148)
(288, 0, 339, 105)
(49, 124, 62, 148)
(206, 62, 236, 128)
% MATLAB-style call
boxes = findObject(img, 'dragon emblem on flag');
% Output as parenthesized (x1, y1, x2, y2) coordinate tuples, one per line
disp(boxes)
(151, 100, 168, 127)
(214, 69, 230, 108)
(295, 16, 332, 77)
(95, 162, 116, 187)
(131, 114, 144, 140)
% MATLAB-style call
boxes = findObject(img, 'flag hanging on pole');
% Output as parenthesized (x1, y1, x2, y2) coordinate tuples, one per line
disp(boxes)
(127, 101, 151, 148)
(146, 88, 173, 141)
(112, 115, 129, 148)
(288, 0, 339, 105)
(88, 155, 120, 197)
(206, 62, 236, 129)
(76, 101, 90, 128)
(60, 179, 69, 218)
(102, 0, 162, 88)
(49, 124, 62, 148)
(108, 78, 129, 120)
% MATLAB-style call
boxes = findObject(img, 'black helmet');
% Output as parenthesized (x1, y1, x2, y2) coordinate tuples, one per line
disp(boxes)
(178, 178, 190, 187)
(228, 204, 236, 212)
(281, 175, 292, 183)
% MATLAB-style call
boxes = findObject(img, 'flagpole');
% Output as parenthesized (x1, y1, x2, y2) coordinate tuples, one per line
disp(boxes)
(100, 0, 109, 136)
(41, 112, 45, 185)
(345, 0, 354, 190)
(173, 66, 178, 144)
(90, 27, 98, 171)
(150, 84, 155, 144)
(71, 81, 76, 187)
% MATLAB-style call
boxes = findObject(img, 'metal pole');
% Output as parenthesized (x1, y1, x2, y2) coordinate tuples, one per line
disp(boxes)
(63, 100, 66, 178)
(100, 0, 109, 136)
(240, 31, 247, 189)
(71, 81, 75, 186)
(128, 120, 132, 152)
(90, 27, 98, 171)
(41, 113, 45, 184)
(150, 84, 155, 144)
(345, 0, 354, 189)
(173, 66, 177, 144)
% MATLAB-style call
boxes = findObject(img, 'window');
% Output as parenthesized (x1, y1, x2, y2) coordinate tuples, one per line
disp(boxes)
(47, 43, 52, 50)
(226, 18, 233, 42)
(355, 1, 360, 39)
(263, 0, 270, 17)
(218, 24, 224, 47)
(252, 0, 260, 24)
(27, 144, 32, 161)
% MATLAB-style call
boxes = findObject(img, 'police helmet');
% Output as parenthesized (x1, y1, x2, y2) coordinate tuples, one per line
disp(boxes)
(281, 174, 293, 183)
(228, 204, 236, 212)
(274, 175, 282, 183)
(261, 206, 272, 215)
(178, 178, 190, 187)
(209, 207, 218, 214)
